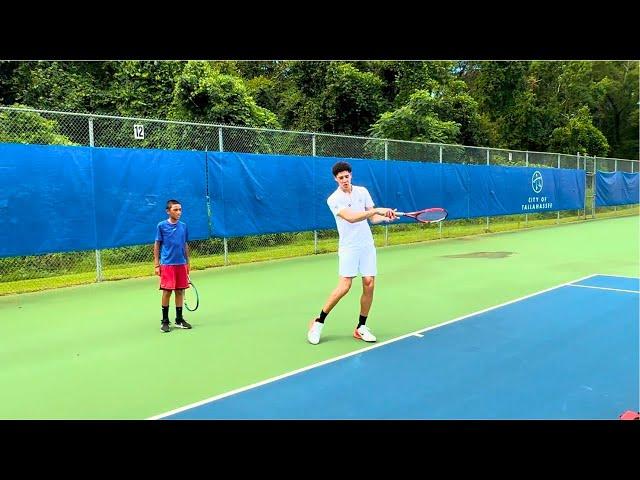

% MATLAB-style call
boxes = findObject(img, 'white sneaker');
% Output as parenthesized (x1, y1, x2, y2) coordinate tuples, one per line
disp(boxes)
(354, 325, 376, 342)
(308, 320, 324, 345)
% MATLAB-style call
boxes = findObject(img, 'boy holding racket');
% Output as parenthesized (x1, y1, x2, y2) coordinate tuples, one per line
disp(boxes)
(308, 161, 398, 345)
(154, 199, 192, 333)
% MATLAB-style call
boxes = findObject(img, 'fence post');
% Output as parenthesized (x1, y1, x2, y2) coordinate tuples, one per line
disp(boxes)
(439, 145, 443, 238)
(593, 156, 597, 218)
(384, 140, 389, 247)
(614, 158, 618, 212)
(584, 153, 588, 220)
(88, 117, 104, 282)
(485, 149, 490, 232)
(312, 134, 318, 254)
(577, 152, 582, 219)
(557, 154, 561, 224)
(219, 127, 228, 266)
(205, 146, 212, 237)
(525, 151, 529, 227)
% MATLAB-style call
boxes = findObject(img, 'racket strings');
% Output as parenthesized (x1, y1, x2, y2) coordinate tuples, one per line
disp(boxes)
(416, 210, 447, 222)
(185, 281, 199, 311)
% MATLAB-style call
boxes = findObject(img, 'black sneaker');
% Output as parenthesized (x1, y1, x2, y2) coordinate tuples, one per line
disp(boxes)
(175, 319, 192, 329)
(160, 321, 170, 333)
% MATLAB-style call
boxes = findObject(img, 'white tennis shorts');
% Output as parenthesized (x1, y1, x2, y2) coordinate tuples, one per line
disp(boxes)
(338, 244, 377, 277)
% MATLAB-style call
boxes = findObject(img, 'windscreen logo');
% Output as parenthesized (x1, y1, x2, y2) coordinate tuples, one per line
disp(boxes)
(532, 171, 543, 193)
(522, 170, 552, 211)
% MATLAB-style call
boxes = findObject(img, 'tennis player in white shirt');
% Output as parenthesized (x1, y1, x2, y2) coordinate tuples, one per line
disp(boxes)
(308, 161, 398, 345)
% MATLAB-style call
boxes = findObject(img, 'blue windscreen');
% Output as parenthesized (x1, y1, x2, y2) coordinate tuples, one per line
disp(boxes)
(209, 152, 585, 237)
(0, 143, 97, 257)
(595, 171, 639, 206)
(0, 145, 588, 256)
(92, 147, 209, 248)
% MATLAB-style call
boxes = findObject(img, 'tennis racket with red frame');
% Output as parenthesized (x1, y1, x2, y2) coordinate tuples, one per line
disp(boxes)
(395, 207, 448, 224)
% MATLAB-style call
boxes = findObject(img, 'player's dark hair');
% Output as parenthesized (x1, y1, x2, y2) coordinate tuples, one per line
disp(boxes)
(332, 162, 352, 177)
(166, 199, 181, 210)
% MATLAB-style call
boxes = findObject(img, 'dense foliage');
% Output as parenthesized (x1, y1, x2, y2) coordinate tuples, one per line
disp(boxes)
(1, 60, 637, 158)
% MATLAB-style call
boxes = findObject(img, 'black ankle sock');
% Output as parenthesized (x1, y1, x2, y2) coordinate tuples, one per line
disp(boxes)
(162, 306, 169, 321)
(317, 310, 328, 323)
(358, 314, 367, 328)
(176, 307, 183, 321)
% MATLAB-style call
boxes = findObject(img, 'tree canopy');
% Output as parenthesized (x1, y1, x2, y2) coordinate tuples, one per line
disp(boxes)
(1, 60, 637, 158)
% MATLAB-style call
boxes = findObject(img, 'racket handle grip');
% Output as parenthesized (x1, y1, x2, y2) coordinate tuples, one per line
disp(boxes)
(395, 212, 406, 216)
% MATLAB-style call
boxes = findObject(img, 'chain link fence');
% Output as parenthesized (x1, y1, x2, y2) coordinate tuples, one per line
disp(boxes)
(1, 106, 638, 295)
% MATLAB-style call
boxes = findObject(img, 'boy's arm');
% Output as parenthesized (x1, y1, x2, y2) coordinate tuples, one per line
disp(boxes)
(153, 241, 161, 275)
(184, 243, 190, 270)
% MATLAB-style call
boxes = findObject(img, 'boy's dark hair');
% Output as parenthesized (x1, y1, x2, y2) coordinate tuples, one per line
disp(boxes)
(332, 161, 352, 177)
(166, 199, 181, 210)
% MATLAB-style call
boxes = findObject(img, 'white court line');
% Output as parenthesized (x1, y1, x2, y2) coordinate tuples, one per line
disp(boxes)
(568, 284, 639, 294)
(591, 273, 640, 280)
(413, 333, 424, 338)
(148, 273, 600, 420)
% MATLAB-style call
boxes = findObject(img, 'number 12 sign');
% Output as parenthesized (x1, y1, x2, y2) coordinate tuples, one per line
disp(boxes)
(134, 124, 145, 140)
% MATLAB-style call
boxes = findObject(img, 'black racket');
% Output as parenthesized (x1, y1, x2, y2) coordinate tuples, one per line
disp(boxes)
(185, 276, 199, 312)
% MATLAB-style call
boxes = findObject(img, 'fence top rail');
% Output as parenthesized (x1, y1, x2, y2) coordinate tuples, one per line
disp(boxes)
(594, 156, 640, 163)
(0, 105, 637, 163)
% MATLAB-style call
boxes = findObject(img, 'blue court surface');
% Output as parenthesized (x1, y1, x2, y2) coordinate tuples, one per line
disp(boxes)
(156, 274, 639, 420)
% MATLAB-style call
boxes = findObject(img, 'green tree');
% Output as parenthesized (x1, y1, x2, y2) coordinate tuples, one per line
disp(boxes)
(462, 61, 616, 154)
(0, 106, 76, 145)
(0, 61, 19, 104)
(521, 62, 603, 149)
(549, 106, 610, 156)
(2, 60, 636, 161)
(235, 61, 280, 79)
(248, 61, 386, 135)
(319, 62, 385, 135)
(358, 61, 456, 107)
(169, 61, 280, 128)
(466, 61, 530, 120)
(9, 61, 118, 113)
(370, 77, 485, 146)
(265, 61, 325, 132)
(431, 79, 486, 146)
(591, 61, 639, 159)
(110, 61, 185, 118)
(245, 75, 280, 116)
(371, 90, 460, 144)
(359, 61, 436, 107)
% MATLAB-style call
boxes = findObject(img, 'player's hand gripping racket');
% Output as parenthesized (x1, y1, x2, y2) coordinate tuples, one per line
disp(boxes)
(395, 207, 448, 224)
(185, 276, 199, 312)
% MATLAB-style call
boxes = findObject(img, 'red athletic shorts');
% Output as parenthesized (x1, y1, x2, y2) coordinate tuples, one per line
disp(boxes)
(159, 264, 189, 290)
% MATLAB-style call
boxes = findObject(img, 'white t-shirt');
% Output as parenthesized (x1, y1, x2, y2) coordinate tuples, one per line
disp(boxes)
(327, 185, 375, 248)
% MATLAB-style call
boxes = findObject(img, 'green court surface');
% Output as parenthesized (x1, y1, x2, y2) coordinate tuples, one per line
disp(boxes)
(1, 216, 638, 419)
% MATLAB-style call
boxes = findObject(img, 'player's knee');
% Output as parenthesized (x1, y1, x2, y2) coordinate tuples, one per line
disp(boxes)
(336, 282, 352, 296)
(337, 286, 350, 297)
